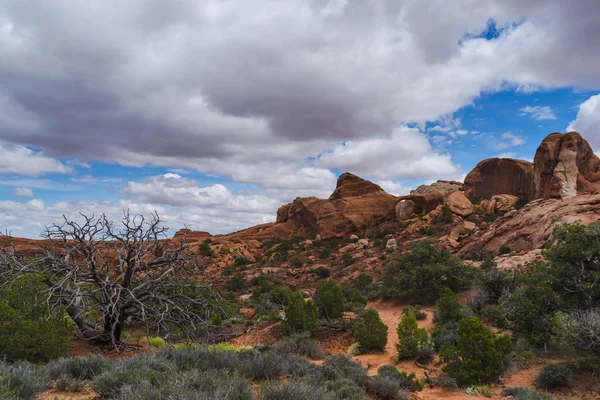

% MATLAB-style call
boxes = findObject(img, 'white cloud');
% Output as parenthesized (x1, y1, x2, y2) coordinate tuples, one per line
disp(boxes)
(520, 105, 557, 120)
(376, 180, 413, 196)
(0, 141, 72, 177)
(496, 152, 517, 159)
(496, 132, 525, 149)
(315, 126, 459, 180)
(568, 93, 600, 151)
(12, 187, 33, 197)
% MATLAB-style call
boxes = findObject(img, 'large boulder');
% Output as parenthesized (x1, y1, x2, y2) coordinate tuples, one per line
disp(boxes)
(445, 191, 474, 217)
(533, 131, 600, 199)
(464, 158, 535, 201)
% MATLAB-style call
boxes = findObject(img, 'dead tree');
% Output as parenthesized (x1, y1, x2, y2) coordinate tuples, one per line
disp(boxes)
(0, 212, 219, 349)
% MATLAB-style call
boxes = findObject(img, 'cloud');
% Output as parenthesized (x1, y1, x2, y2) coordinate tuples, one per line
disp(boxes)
(1, 0, 600, 192)
(375, 180, 413, 196)
(0, 141, 72, 176)
(567, 93, 600, 151)
(314, 126, 459, 180)
(12, 187, 33, 197)
(496, 132, 525, 149)
(520, 105, 557, 120)
(496, 152, 517, 159)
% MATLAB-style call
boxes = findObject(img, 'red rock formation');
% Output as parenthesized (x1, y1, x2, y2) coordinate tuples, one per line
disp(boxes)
(464, 158, 535, 200)
(272, 173, 398, 239)
(459, 193, 600, 255)
(533, 131, 600, 199)
(395, 192, 444, 221)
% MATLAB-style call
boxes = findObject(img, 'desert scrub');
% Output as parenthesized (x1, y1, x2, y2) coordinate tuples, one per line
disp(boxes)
(273, 333, 325, 359)
(117, 370, 252, 400)
(0, 361, 49, 400)
(320, 355, 370, 387)
(368, 365, 422, 399)
(536, 364, 572, 389)
(501, 387, 552, 400)
(47, 354, 112, 380)
(92, 355, 176, 398)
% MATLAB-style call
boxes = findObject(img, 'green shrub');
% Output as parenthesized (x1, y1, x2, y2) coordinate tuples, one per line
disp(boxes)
(419, 226, 436, 236)
(198, 242, 213, 257)
(354, 309, 388, 352)
(347, 343, 362, 356)
(536, 364, 572, 389)
(341, 252, 354, 267)
(257, 309, 282, 322)
(431, 321, 459, 351)
(316, 279, 345, 319)
(435, 288, 462, 324)
(0, 361, 49, 400)
(318, 248, 331, 260)
(0, 275, 72, 363)
(382, 239, 476, 302)
(396, 311, 429, 360)
(314, 266, 331, 279)
(439, 317, 512, 385)
(281, 292, 318, 337)
(465, 385, 492, 397)
(402, 305, 427, 320)
(147, 336, 167, 348)
(498, 244, 512, 255)
(432, 205, 454, 225)
(290, 257, 303, 269)
(225, 273, 246, 292)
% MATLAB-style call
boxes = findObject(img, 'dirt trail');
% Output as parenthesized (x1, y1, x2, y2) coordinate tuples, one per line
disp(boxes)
(354, 300, 435, 376)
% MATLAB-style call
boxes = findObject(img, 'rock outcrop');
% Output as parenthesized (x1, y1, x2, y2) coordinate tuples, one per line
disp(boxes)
(533, 131, 600, 199)
(459, 193, 600, 255)
(272, 173, 399, 239)
(464, 158, 535, 200)
(411, 180, 463, 196)
(395, 192, 444, 221)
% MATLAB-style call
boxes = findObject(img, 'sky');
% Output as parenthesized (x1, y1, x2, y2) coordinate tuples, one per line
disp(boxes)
(2, 0, 600, 238)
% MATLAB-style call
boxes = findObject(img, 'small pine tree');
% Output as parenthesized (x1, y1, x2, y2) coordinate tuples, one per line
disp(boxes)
(396, 311, 429, 360)
(282, 291, 318, 337)
(0, 274, 72, 362)
(354, 309, 388, 352)
(439, 317, 512, 385)
(435, 288, 462, 324)
(316, 279, 345, 319)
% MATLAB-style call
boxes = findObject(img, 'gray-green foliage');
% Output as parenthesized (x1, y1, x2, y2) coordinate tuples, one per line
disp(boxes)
(0, 361, 49, 400)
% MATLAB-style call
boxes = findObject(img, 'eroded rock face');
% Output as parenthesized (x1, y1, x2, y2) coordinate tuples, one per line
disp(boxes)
(533, 131, 600, 199)
(459, 193, 600, 255)
(464, 158, 535, 201)
(271, 173, 399, 239)
(395, 192, 444, 221)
